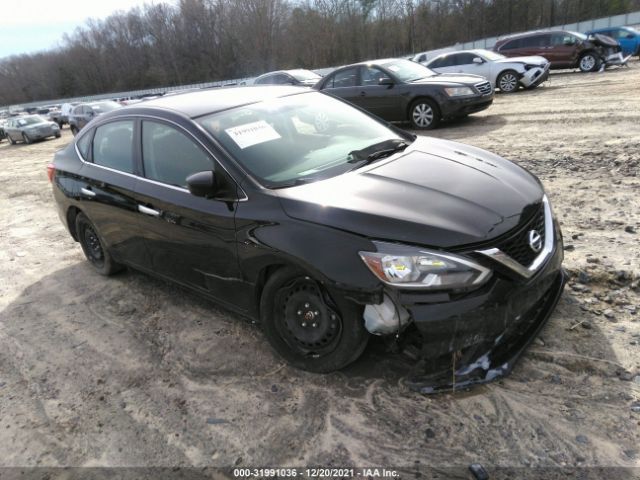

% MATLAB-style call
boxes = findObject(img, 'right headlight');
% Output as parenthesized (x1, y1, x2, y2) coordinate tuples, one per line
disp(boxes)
(359, 241, 492, 290)
(444, 86, 475, 97)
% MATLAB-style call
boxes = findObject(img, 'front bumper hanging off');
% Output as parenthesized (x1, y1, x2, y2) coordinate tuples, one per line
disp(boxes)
(396, 235, 566, 394)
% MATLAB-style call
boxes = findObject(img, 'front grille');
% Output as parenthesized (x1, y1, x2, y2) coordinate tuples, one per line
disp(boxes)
(475, 81, 492, 96)
(495, 204, 546, 267)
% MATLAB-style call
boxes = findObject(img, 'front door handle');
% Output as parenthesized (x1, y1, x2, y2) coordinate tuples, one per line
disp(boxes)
(138, 205, 161, 217)
(360, 91, 366, 96)
(80, 187, 96, 197)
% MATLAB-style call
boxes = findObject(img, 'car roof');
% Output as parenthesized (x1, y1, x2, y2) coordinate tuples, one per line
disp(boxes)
(497, 29, 572, 42)
(136, 85, 309, 118)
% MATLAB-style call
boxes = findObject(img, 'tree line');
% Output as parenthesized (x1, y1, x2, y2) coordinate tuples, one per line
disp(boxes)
(1, 0, 637, 106)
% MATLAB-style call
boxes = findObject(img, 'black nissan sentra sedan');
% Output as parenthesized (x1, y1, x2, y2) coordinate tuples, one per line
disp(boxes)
(314, 58, 494, 130)
(49, 86, 565, 392)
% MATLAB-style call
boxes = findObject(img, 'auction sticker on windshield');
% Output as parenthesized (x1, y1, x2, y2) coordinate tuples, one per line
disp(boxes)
(225, 120, 281, 149)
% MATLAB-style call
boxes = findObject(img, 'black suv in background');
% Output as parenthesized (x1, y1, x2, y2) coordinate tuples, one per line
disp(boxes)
(69, 101, 121, 135)
(314, 58, 493, 129)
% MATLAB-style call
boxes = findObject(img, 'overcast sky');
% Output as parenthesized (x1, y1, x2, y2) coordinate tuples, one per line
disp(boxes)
(0, 0, 174, 59)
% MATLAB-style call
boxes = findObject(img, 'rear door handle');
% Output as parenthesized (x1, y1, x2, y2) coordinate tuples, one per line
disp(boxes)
(138, 205, 161, 217)
(80, 187, 96, 197)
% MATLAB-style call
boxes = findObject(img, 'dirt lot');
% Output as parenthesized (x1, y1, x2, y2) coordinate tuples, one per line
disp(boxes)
(1, 63, 639, 476)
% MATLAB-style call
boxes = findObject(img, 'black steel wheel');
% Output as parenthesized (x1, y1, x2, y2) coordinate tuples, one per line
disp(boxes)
(260, 268, 368, 373)
(75, 212, 124, 276)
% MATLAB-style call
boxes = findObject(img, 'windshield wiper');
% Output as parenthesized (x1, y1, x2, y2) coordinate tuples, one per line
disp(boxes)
(348, 139, 410, 169)
(271, 177, 318, 189)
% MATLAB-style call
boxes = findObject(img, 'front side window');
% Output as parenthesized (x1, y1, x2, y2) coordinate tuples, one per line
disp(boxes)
(328, 68, 358, 88)
(360, 66, 391, 86)
(197, 91, 408, 188)
(92, 121, 134, 173)
(142, 121, 213, 188)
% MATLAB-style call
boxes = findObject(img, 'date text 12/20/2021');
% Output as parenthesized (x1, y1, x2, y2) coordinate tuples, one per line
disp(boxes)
(233, 468, 400, 478)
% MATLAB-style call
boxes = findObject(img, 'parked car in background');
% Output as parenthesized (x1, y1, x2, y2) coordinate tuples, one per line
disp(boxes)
(48, 86, 564, 390)
(69, 101, 122, 135)
(494, 30, 627, 72)
(424, 49, 549, 93)
(55, 102, 81, 128)
(314, 58, 493, 129)
(4, 115, 60, 144)
(586, 26, 640, 57)
(0, 119, 6, 142)
(254, 69, 322, 86)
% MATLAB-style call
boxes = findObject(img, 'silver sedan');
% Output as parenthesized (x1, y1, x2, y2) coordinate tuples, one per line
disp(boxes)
(4, 115, 61, 144)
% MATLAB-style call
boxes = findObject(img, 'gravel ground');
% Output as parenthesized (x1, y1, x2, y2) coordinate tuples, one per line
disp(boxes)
(0, 62, 639, 475)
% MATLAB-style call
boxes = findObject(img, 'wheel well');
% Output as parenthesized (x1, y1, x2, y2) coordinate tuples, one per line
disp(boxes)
(66, 206, 81, 241)
(407, 96, 440, 119)
(255, 263, 288, 315)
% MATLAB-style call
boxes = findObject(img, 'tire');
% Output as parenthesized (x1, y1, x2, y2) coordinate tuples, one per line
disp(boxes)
(55, 132, 61, 138)
(497, 70, 519, 93)
(260, 267, 369, 373)
(70, 125, 79, 136)
(409, 98, 440, 130)
(579, 52, 599, 72)
(57, 121, 64, 129)
(22, 133, 32, 144)
(75, 212, 124, 276)
(7, 134, 16, 145)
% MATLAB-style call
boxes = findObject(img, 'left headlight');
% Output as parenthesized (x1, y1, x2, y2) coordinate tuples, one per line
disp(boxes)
(444, 86, 475, 97)
(359, 241, 492, 290)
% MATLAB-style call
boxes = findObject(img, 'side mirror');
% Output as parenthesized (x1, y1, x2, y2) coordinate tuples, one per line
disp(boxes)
(187, 171, 216, 198)
(378, 77, 394, 86)
(473, 57, 483, 64)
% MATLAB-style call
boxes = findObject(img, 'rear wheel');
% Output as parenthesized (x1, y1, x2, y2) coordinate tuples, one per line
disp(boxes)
(22, 133, 32, 144)
(54, 132, 61, 138)
(497, 70, 519, 93)
(7, 134, 16, 145)
(409, 99, 440, 130)
(75, 213, 124, 276)
(579, 52, 599, 72)
(260, 267, 369, 373)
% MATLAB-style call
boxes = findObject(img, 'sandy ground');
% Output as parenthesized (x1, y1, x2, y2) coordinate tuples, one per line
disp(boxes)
(0, 63, 639, 476)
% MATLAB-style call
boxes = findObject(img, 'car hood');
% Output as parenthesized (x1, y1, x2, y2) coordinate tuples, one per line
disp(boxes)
(411, 73, 486, 86)
(494, 55, 548, 65)
(276, 137, 544, 248)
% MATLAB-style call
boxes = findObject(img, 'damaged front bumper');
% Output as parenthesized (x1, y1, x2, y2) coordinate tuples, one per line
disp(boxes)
(397, 234, 565, 394)
(520, 63, 550, 88)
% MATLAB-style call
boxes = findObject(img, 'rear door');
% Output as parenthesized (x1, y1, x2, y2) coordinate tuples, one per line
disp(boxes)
(74, 120, 150, 268)
(133, 119, 243, 306)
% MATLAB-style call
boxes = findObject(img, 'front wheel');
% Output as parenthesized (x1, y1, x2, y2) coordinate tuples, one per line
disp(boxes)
(75, 213, 124, 276)
(579, 52, 599, 72)
(409, 99, 440, 130)
(260, 268, 369, 373)
(7, 134, 16, 145)
(497, 70, 519, 93)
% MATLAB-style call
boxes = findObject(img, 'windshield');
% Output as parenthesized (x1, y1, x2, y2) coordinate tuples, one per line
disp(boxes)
(573, 32, 588, 40)
(197, 92, 407, 188)
(479, 50, 505, 61)
(19, 115, 46, 126)
(290, 70, 321, 82)
(90, 101, 120, 113)
(379, 59, 436, 82)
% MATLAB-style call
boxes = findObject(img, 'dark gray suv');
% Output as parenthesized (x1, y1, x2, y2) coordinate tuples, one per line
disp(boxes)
(69, 101, 121, 135)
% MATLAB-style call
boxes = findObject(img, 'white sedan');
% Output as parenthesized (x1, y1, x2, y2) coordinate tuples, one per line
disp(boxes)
(423, 49, 550, 93)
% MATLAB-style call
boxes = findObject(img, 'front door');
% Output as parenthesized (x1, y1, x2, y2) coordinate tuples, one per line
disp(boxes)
(356, 66, 404, 120)
(132, 119, 243, 307)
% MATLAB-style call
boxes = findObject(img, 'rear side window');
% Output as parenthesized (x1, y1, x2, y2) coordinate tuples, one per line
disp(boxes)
(142, 121, 214, 188)
(76, 131, 93, 160)
(500, 39, 521, 50)
(92, 121, 134, 173)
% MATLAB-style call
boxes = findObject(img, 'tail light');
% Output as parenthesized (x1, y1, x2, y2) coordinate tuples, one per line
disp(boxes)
(46, 163, 55, 183)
